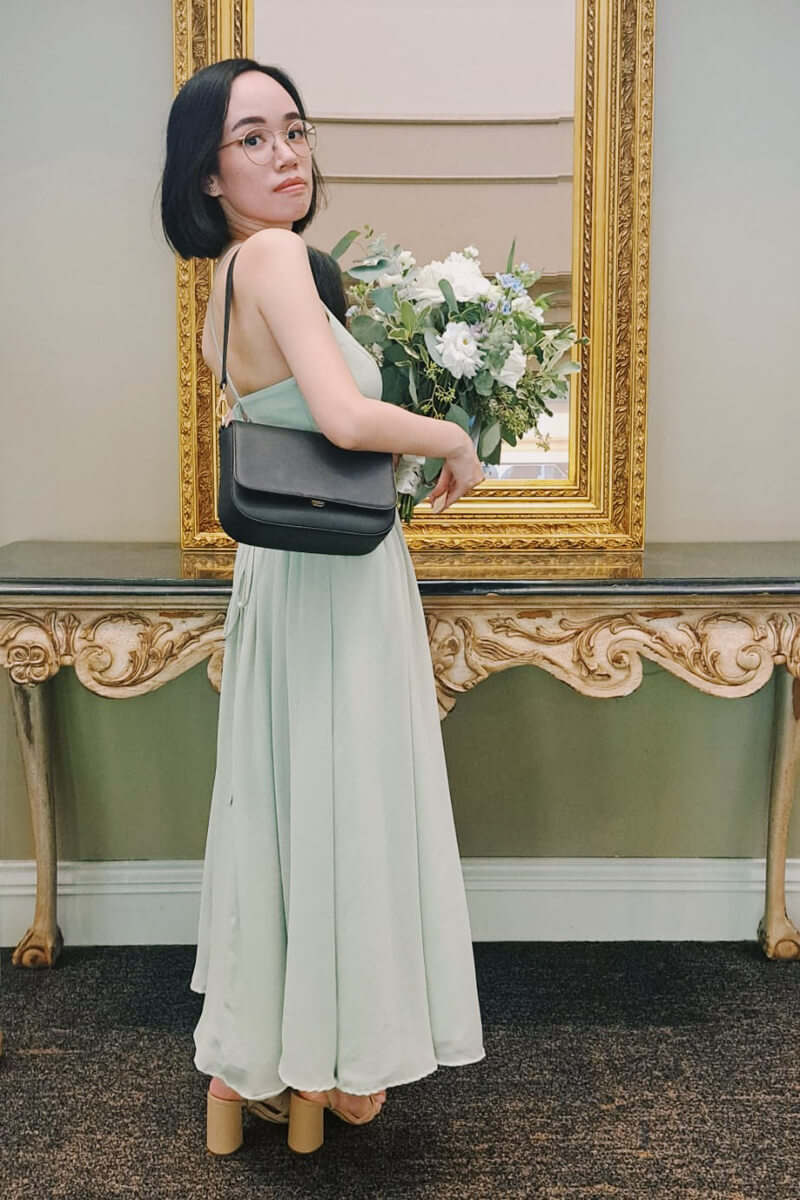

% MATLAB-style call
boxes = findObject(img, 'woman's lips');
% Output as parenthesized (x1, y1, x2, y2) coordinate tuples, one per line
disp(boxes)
(275, 180, 306, 193)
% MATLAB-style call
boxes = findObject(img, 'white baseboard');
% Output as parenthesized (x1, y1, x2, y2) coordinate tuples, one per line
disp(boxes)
(1, 858, 798, 947)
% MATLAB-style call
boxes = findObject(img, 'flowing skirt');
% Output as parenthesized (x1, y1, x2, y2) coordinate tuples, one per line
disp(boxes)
(190, 512, 485, 1099)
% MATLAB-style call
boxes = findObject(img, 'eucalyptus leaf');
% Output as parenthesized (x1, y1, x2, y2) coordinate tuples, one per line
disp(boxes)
(478, 420, 501, 459)
(484, 440, 503, 466)
(423, 456, 444, 483)
(370, 286, 397, 315)
(349, 315, 388, 346)
(446, 404, 470, 433)
(330, 229, 359, 261)
(438, 278, 458, 315)
(473, 369, 494, 397)
(346, 259, 391, 281)
(553, 359, 581, 375)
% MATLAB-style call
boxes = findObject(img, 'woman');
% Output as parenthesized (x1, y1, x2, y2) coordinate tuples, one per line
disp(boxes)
(161, 58, 486, 1156)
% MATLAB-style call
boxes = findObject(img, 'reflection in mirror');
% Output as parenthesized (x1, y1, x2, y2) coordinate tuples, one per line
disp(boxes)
(253, 0, 576, 484)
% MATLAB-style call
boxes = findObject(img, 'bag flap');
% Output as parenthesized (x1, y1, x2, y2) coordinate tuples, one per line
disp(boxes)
(230, 422, 397, 510)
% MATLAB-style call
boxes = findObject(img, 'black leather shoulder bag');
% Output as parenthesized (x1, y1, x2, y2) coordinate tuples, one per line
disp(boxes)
(216, 250, 398, 554)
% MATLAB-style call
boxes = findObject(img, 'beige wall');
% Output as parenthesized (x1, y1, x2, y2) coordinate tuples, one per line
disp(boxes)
(1, 1, 799, 866)
(645, 0, 800, 541)
(0, 0, 177, 547)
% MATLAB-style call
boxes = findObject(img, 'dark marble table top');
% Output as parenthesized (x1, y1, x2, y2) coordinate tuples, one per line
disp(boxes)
(1, 540, 800, 598)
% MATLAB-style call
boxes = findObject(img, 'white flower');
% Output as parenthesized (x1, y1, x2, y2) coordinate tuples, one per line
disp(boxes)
(377, 270, 403, 288)
(345, 304, 359, 319)
(397, 250, 416, 270)
(463, 245, 480, 259)
(370, 342, 384, 365)
(394, 453, 425, 495)
(436, 321, 485, 380)
(404, 252, 491, 306)
(510, 295, 544, 321)
(490, 339, 527, 389)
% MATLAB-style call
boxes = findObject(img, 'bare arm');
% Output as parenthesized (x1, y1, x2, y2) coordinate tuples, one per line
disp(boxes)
(235, 229, 473, 462)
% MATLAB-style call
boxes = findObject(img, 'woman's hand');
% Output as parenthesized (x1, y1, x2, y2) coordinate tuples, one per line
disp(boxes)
(427, 436, 484, 513)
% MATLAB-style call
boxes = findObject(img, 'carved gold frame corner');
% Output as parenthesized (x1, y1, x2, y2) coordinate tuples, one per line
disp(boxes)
(174, 0, 653, 557)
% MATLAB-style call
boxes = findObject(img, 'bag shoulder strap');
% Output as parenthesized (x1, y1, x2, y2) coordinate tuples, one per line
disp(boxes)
(220, 247, 240, 395)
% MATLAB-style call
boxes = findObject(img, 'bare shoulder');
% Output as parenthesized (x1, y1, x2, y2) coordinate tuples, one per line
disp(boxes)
(236, 227, 308, 274)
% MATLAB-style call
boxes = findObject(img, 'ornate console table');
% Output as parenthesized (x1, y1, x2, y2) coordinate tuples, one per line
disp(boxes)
(2, 540, 799, 967)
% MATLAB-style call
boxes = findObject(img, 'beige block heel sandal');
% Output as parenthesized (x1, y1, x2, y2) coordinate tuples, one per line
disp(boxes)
(287, 1089, 385, 1155)
(206, 1085, 385, 1156)
(206, 1087, 290, 1156)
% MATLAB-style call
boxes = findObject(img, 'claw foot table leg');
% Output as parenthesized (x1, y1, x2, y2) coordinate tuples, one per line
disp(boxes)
(8, 679, 63, 968)
(758, 668, 800, 960)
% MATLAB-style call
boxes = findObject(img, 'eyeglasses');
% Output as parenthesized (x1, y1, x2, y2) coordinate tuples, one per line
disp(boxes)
(218, 120, 317, 166)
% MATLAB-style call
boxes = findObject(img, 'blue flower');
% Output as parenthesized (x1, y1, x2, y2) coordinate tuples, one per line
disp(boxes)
(487, 301, 497, 312)
(501, 300, 512, 314)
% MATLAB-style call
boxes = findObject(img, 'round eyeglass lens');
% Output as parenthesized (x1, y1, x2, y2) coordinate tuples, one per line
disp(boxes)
(241, 121, 316, 165)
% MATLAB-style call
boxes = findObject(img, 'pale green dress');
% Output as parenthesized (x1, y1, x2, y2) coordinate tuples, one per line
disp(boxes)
(190, 302, 486, 1099)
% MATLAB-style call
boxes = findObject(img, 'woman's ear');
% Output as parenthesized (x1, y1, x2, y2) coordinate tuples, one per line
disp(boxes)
(202, 175, 221, 197)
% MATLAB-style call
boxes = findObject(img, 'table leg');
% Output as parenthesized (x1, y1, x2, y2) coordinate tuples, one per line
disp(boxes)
(8, 679, 63, 968)
(758, 667, 800, 960)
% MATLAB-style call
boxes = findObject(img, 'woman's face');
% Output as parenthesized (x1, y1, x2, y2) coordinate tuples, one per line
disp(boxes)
(205, 70, 313, 242)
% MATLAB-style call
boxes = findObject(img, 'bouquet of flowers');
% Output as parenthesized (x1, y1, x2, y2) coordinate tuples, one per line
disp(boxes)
(331, 226, 585, 521)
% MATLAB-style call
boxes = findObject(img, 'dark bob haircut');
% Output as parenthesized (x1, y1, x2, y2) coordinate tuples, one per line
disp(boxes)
(160, 58, 328, 260)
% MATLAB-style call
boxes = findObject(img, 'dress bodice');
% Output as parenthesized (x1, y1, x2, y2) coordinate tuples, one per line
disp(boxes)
(232, 305, 383, 432)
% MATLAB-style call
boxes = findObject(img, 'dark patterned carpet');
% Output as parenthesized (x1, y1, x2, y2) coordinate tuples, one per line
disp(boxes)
(1, 942, 798, 1199)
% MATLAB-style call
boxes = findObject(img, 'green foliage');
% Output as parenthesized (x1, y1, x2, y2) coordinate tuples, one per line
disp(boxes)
(329, 229, 359, 261)
(335, 223, 587, 520)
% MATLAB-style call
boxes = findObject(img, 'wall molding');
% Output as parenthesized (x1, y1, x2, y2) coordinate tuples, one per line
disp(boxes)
(325, 174, 572, 185)
(313, 114, 575, 126)
(2, 858, 797, 947)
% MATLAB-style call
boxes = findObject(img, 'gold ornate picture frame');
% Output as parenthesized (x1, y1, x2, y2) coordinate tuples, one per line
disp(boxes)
(174, 0, 653, 555)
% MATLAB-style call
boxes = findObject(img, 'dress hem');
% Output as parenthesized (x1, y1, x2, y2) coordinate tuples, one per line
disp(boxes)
(195, 1047, 487, 1102)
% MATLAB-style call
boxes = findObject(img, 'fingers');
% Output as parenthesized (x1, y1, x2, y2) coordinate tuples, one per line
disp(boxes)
(431, 468, 484, 513)
(428, 465, 454, 502)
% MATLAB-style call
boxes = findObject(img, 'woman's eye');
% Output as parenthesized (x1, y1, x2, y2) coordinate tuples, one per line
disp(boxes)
(287, 125, 306, 141)
(244, 131, 265, 146)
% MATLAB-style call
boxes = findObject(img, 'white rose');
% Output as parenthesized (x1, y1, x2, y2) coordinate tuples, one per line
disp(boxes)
(490, 340, 527, 389)
(436, 321, 485, 380)
(404, 253, 491, 306)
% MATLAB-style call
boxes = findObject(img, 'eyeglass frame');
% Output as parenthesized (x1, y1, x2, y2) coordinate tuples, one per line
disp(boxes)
(217, 120, 317, 165)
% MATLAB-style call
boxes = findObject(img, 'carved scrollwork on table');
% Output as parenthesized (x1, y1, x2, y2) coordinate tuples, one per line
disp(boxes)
(0, 607, 226, 696)
(422, 602, 800, 716)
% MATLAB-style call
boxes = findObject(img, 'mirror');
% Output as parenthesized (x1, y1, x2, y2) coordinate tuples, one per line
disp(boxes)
(252, 0, 576, 484)
(174, 0, 653, 557)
